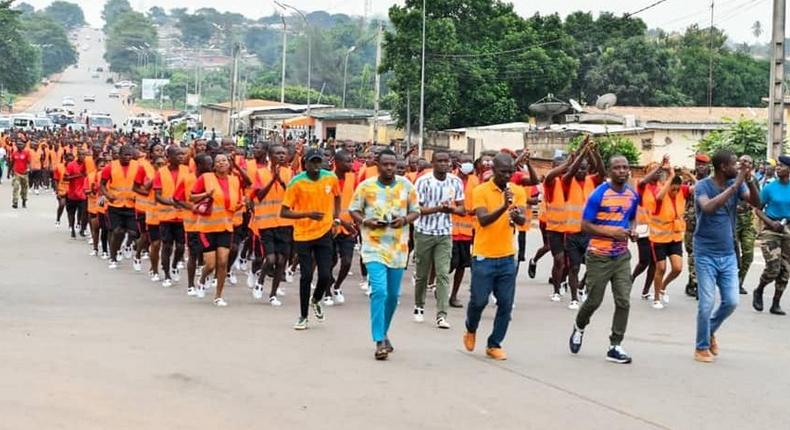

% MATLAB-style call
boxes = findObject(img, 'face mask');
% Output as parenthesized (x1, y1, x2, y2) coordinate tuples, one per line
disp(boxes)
(460, 162, 474, 175)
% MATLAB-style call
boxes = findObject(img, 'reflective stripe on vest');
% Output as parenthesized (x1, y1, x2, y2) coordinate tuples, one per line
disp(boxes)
(545, 178, 566, 232)
(563, 176, 596, 233)
(649, 191, 686, 243)
(194, 173, 240, 233)
(156, 165, 189, 222)
(108, 159, 139, 209)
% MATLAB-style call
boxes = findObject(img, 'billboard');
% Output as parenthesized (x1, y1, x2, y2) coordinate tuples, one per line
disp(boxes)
(141, 79, 170, 100)
(186, 93, 200, 107)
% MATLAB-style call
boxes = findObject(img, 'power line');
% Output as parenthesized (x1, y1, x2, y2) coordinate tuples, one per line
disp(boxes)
(625, 0, 670, 18)
(427, 38, 566, 59)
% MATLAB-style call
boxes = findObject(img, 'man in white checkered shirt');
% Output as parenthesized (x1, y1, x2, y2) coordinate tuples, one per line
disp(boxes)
(413, 150, 465, 329)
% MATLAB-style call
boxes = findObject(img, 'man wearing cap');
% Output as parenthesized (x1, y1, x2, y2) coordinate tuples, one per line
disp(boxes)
(684, 153, 711, 298)
(281, 148, 341, 330)
(752, 155, 790, 316)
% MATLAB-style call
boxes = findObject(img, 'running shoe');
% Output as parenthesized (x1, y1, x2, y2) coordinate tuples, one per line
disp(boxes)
(312, 300, 325, 322)
(269, 296, 282, 307)
(196, 287, 206, 299)
(569, 325, 584, 354)
(132, 259, 142, 272)
(560, 281, 568, 296)
(333, 290, 345, 304)
(108, 260, 118, 270)
(359, 279, 369, 292)
(176, 261, 184, 269)
(170, 268, 181, 282)
(150, 272, 161, 282)
(568, 300, 580, 310)
(246, 270, 258, 289)
(606, 345, 632, 364)
(413, 307, 425, 323)
(285, 268, 295, 283)
(213, 297, 228, 307)
(652, 301, 664, 310)
(228, 272, 238, 285)
(550, 293, 561, 302)
(277, 287, 286, 297)
(253, 287, 263, 300)
(162, 279, 173, 288)
(55, 221, 61, 228)
(187, 287, 197, 296)
(436, 316, 451, 329)
(100, 252, 109, 260)
(89, 249, 97, 257)
(641, 293, 653, 300)
(141, 251, 150, 260)
(322, 296, 334, 306)
(662, 292, 670, 304)
(528, 258, 537, 279)
(293, 317, 308, 330)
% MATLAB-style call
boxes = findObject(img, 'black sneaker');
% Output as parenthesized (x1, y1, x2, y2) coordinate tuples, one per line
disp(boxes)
(528, 258, 537, 279)
(384, 338, 394, 353)
(569, 325, 584, 354)
(11, 203, 17, 209)
(685, 283, 697, 297)
(22, 200, 26, 208)
(606, 345, 632, 364)
(312, 300, 325, 322)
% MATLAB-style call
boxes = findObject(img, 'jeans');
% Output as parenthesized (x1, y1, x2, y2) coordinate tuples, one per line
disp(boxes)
(575, 252, 632, 346)
(695, 253, 739, 350)
(367, 262, 404, 342)
(295, 232, 334, 319)
(414, 232, 452, 318)
(465, 256, 516, 349)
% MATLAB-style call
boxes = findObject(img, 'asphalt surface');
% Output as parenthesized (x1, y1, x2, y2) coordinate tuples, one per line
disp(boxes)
(2, 29, 789, 430)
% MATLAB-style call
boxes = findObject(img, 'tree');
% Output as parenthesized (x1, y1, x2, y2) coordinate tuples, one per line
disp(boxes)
(147, 6, 168, 25)
(249, 85, 341, 107)
(0, 1, 42, 94)
(697, 119, 773, 161)
(102, 0, 132, 30)
(177, 13, 213, 47)
(22, 13, 78, 75)
(569, 135, 641, 166)
(12, 2, 34, 16)
(161, 70, 190, 109)
(43, 1, 85, 30)
(104, 11, 157, 74)
(752, 21, 762, 41)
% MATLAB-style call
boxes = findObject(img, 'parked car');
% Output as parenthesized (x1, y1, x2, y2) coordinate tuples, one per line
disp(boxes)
(62, 97, 75, 107)
(83, 94, 96, 102)
(108, 89, 120, 98)
(33, 117, 54, 131)
(0, 116, 11, 133)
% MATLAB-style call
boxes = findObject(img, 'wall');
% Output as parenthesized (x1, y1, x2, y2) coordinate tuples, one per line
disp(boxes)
(200, 107, 229, 135)
(336, 123, 405, 143)
(639, 128, 713, 167)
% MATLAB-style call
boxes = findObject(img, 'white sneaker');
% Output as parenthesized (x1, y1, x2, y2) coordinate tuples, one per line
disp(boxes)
(285, 268, 294, 283)
(108, 261, 118, 270)
(641, 293, 653, 300)
(170, 268, 181, 282)
(162, 279, 173, 288)
(277, 287, 286, 297)
(132, 259, 142, 272)
(89, 249, 97, 256)
(560, 282, 568, 296)
(213, 297, 228, 307)
(662, 293, 669, 304)
(151, 273, 161, 282)
(141, 251, 149, 260)
(55, 221, 61, 228)
(246, 270, 258, 288)
(253, 287, 263, 300)
(269, 296, 282, 307)
(333, 290, 345, 304)
(436, 316, 451, 329)
(187, 287, 197, 296)
(239, 258, 249, 271)
(176, 261, 184, 269)
(652, 301, 664, 310)
(35, 189, 40, 195)
(196, 287, 206, 298)
(568, 300, 580, 310)
(228, 272, 238, 285)
(359, 279, 369, 291)
(322, 296, 334, 306)
(413, 307, 425, 323)
(550, 293, 561, 302)
(122, 247, 133, 260)
(210, 278, 217, 289)
(100, 252, 109, 260)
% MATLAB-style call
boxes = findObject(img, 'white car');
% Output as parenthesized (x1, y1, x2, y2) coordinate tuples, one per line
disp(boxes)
(66, 123, 87, 132)
(62, 97, 75, 107)
(0, 117, 11, 133)
(33, 117, 54, 130)
(108, 89, 120, 98)
(83, 95, 96, 102)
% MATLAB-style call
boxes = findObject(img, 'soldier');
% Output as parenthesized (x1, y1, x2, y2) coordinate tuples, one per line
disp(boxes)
(752, 155, 790, 316)
(735, 192, 757, 295)
(684, 153, 711, 298)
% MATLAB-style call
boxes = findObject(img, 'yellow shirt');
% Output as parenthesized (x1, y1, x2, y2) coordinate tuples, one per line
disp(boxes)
(472, 180, 527, 258)
(283, 170, 340, 242)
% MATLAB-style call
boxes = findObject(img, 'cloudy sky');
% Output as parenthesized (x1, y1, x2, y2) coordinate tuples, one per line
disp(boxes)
(23, 0, 774, 43)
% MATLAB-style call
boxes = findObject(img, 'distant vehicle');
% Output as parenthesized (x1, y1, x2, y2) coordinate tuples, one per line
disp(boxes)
(87, 114, 113, 132)
(62, 97, 75, 107)
(108, 89, 120, 98)
(11, 114, 36, 130)
(0, 117, 11, 133)
(96, 66, 104, 72)
(66, 123, 87, 132)
(48, 113, 73, 126)
(33, 117, 54, 130)
(114, 80, 136, 89)
(41, 78, 50, 86)
(123, 114, 165, 134)
(83, 94, 96, 102)
(91, 71, 99, 78)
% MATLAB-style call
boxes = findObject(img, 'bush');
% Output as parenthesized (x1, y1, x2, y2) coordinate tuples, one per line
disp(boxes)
(696, 118, 775, 161)
(568, 134, 641, 166)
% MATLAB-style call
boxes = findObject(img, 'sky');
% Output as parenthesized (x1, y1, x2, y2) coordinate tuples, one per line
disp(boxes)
(22, 0, 776, 43)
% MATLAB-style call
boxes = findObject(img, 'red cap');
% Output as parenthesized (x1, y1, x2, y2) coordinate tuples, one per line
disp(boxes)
(695, 153, 710, 163)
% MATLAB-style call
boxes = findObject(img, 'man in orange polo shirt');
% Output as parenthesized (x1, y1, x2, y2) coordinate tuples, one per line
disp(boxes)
(463, 154, 527, 360)
(281, 148, 341, 330)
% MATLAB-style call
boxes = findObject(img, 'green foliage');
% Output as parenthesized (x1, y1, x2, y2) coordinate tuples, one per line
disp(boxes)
(569, 135, 641, 166)
(248, 85, 341, 107)
(43, 1, 85, 30)
(147, 7, 168, 25)
(160, 70, 191, 109)
(0, 1, 42, 93)
(697, 119, 771, 161)
(12, 2, 34, 16)
(101, 0, 132, 31)
(177, 13, 213, 47)
(21, 13, 79, 75)
(104, 11, 157, 74)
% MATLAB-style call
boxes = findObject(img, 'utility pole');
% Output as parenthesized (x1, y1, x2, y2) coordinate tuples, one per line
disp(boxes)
(406, 88, 411, 150)
(707, 0, 714, 113)
(372, 23, 383, 144)
(280, 14, 287, 103)
(228, 42, 241, 135)
(418, 0, 426, 156)
(767, 0, 786, 159)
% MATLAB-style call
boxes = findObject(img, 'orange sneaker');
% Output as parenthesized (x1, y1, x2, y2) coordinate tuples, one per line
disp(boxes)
(694, 349, 714, 363)
(709, 335, 719, 356)
(463, 331, 476, 352)
(486, 347, 507, 360)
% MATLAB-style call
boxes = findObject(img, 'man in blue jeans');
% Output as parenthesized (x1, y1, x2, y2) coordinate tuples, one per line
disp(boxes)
(350, 149, 420, 360)
(693, 150, 760, 363)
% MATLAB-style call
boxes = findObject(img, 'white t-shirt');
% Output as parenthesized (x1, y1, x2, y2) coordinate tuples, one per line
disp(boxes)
(414, 172, 464, 236)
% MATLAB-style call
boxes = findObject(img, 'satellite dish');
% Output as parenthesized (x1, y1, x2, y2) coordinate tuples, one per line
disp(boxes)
(595, 93, 618, 110)
(569, 98, 584, 113)
(528, 94, 570, 123)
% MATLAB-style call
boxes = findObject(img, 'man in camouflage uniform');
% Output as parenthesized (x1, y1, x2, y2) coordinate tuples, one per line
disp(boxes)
(753, 155, 790, 316)
(684, 154, 711, 298)
(735, 196, 757, 295)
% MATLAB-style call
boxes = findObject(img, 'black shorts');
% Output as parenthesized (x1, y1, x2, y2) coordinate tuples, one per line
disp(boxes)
(146, 224, 161, 242)
(259, 227, 293, 256)
(187, 232, 203, 258)
(136, 212, 147, 234)
(547, 230, 566, 256)
(160, 221, 185, 244)
(334, 233, 356, 261)
(66, 198, 86, 211)
(637, 237, 653, 264)
(232, 225, 246, 245)
(652, 240, 683, 262)
(451, 240, 472, 271)
(108, 207, 137, 233)
(565, 232, 590, 266)
(199, 231, 232, 252)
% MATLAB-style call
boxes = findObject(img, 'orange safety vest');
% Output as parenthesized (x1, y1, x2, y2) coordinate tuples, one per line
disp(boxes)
(232, 172, 245, 227)
(30, 148, 42, 170)
(250, 167, 292, 231)
(135, 159, 158, 224)
(636, 184, 655, 232)
(85, 155, 96, 174)
(156, 165, 190, 222)
(452, 174, 480, 237)
(649, 191, 686, 243)
(537, 194, 547, 224)
(107, 159, 139, 209)
(195, 173, 240, 233)
(544, 178, 566, 233)
(563, 176, 597, 234)
(54, 163, 68, 196)
(337, 171, 356, 235)
(87, 171, 107, 215)
(183, 171, 198, 232)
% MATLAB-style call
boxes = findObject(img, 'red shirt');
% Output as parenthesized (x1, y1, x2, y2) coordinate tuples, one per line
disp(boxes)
(66, 161, 87, 200)
(134, 166, 151, 185)
(12, 149, 30, 175)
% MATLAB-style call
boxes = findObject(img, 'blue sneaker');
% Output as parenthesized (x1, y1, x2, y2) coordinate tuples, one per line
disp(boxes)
(606, 345, 632, 364)
(569, 325, 584, 354)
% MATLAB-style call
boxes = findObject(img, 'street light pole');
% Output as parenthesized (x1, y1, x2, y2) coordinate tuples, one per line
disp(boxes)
(342, 46, 356, 108)
(418, 0, 426, 156)
(280, 13, 287, 103)
(276, 2, 311, 137)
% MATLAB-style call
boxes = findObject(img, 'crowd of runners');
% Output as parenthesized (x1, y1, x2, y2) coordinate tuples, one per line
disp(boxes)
(3, 127, 789, 363)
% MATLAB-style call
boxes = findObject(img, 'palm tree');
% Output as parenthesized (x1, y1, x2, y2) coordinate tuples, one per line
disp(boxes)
(752, 20, 762, 41)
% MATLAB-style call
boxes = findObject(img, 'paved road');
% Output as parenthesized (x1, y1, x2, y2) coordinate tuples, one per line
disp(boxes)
(2, 31, 789, 430)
